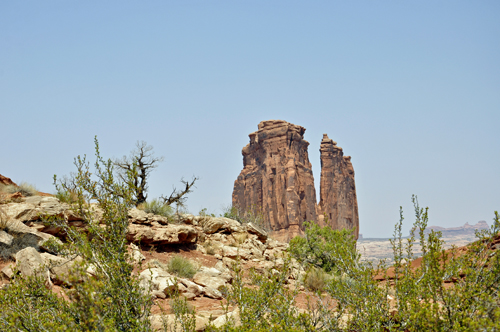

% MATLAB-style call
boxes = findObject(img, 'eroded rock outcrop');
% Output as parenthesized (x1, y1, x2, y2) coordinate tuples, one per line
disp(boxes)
(317, 134, 359, 238)
(0, 174, 17, 187)
(233, 120, 359, 241)
(232, 120, 318, 241)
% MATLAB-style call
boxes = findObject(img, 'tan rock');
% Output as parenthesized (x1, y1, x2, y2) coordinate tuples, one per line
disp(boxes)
(139, 268, 177, 296)
(0, 230, 14, 246)
(150, 314, 209, 332)
(15, 247, 50, 283)
(244, 222, 268, 241)
(211, 309, 241, 328)
(41, 253, 83, 285)
(1, 263, 15, 279)
(127, 224, 198, 245)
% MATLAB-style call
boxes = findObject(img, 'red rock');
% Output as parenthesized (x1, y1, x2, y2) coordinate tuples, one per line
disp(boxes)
(232, 121, 359, 241)
(232, 120, 318, 241)
(0, 174, 17, 186)
(317, 134, 359, 238)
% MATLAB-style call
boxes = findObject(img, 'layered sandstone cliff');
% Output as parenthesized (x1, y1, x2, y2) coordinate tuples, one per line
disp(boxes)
(317, 134, 359, 236)
(232, 120, 359, 241)
(232, 120, 318, 241)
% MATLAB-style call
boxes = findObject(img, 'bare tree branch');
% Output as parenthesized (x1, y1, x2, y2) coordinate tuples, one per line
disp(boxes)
(114, 141, 164, 206)
(160, 176, 198, 207)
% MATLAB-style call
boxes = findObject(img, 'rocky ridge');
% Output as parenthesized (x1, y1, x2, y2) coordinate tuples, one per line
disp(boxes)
(0, 196, 303, 331)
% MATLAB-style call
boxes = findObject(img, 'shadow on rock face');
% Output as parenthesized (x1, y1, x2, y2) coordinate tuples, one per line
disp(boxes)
(0, 233, 40, 261)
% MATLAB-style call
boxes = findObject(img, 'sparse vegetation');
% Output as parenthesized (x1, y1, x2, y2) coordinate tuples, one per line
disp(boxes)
(0, 137, 154, 331)
(222, 204, 269, 231)
(303, 266, 330, 293)
(55, 189, 79, 204)
(114, 140, 198, 209)
(138, 198, 173, 217)
(167, 255, 198, 279)
(1, 138, 498, 331)
(1, 182, 38, 197)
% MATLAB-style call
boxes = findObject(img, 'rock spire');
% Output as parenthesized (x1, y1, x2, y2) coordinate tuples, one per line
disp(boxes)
(232, 120, 359, 241)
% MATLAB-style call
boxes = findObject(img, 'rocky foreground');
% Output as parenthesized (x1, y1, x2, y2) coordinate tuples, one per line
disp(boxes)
(0, 196, 306, 330)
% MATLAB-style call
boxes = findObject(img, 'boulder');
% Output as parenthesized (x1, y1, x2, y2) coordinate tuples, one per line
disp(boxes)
(202, 286, 223, 299)
(15, 247, 50, 283)
(200, 217, 242, 234)
(211, 309, 241, 328)
(41, 253, 83, 285)
(1, 263, 15, 279)
(0, 230, 14, 246)
(245, 222, 268, 241)
(193, 272, 227, 291)
(221, 245, 252, 260)
(127, 224, 198, 245)
(139, 267, 177, 297)
(150, 314, 209, 332)
(129, 243, 145, 264)
(178, 278, 203, 296)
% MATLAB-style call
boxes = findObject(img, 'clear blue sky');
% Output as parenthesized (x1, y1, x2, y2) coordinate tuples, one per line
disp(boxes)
(1, 1, 499, 237)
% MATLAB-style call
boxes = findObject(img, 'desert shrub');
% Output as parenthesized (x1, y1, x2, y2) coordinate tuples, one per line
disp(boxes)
(222, 204, 269, 231)
(208, 257, 315, 332)
(381, 197, 500, 331)
(289, 220, 358, 274)
(2, 182, 38, 197)
(199, 207, 216, 217)
(303, 266, 330, 293)
(167, 255, 197, 279)
(165, 295, 196, 332)
(55, 189, 79, 204)
(0, 274, 75, 330)
(0, 137, 154, 331)
(138, 198, 173, 217)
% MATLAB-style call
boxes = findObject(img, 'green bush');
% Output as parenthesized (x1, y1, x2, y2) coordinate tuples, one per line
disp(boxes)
(303, 266, 330, 293)
(0, 137, 153, 331)
(289, 220, 358, 274)
(207, 258, 315, 332)
(138, 198, 173, 217)
(287, 196, 500, 331)
(2, 182, 38, 197)
(55, 189, 79, 204)
(167, 255, 198, 279)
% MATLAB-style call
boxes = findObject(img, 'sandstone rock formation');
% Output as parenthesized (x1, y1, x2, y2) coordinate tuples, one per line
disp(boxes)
(0, 174, 17, 187)
(232, 120, 318, 241)
(317, 134, 359, 235)
(233, 120, 359, 241)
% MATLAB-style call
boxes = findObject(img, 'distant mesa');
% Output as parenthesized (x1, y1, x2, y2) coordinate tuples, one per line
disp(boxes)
(232, 120, 359, 242)
(422, 220, 489, 236)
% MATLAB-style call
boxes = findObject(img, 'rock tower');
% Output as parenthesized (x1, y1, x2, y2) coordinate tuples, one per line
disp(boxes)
(232, 120, 359, 241)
